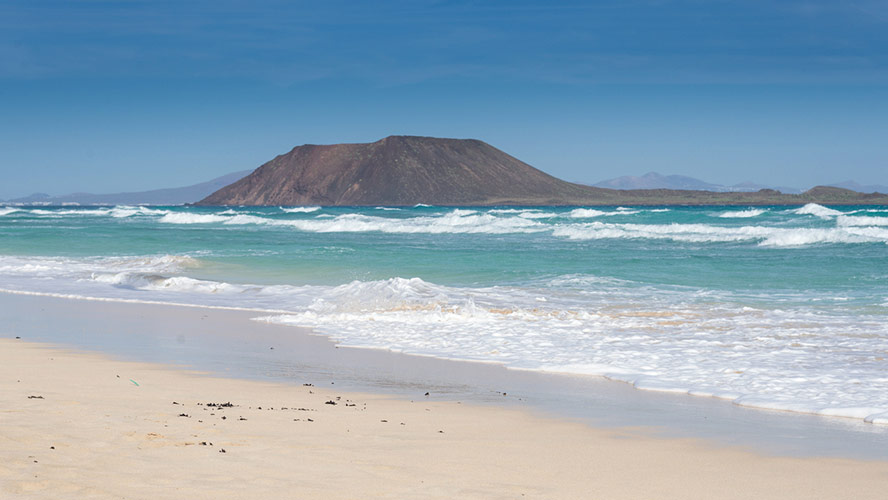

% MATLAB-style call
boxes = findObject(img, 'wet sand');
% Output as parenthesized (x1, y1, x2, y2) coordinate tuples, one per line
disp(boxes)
(3, 292, 888, 460)
(2, 337, 888, 499)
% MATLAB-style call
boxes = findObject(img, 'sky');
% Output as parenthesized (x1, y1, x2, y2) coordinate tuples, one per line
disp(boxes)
(1, 0, 887, 199)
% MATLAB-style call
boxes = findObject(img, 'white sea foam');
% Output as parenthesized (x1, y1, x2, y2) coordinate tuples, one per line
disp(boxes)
(281, 206, 321, 213)
(160, 209, 546, 234)
(488, 209, 555, 219)
(254, 276, 888, 423)
(717, 209, 766, 218)
(568, 208, 641, 218)
(146, 207, 888, 246)
(518, 211, 557, 219)
(17, 206, 168, 218)
(568, 208, 607, 218)
(837, 215, 888, 227)
(3, 251, 888, 424)
(552, 221, 888, 246)
(0, 254, 198, 280)
(0, 207, 20, 216)
(6, 205, 888, 425)
(851, 208, 888, 214)
(793, 203, 843, 218)
(22, 205, 888, 248)
(29, 208, 113, 217)
(159, 212, 231, 224)
(450, 209, 477, 216)
(109, 206, 169, 218)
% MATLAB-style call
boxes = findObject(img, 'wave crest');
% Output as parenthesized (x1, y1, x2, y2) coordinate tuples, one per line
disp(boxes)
(793, 203, 843, 218)
(717, 209, 766, 218)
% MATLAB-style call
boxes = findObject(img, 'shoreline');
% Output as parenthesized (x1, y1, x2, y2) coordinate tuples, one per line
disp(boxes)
(3, 291, 888, 461)
(3, 338, 888, 499)
(5, 286, 888, 426)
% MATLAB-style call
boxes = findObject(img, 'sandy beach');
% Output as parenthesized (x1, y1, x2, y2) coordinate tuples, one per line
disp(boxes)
(2, 336, 887, 499)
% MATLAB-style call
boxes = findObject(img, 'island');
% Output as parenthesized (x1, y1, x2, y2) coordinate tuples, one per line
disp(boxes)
(197, 136, 888, 206)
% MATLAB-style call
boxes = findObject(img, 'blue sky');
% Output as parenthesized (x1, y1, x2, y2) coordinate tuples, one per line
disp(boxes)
(1, 0, 887, 198)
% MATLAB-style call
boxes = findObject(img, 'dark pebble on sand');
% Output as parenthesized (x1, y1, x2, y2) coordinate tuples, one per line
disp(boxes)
(325, 400, 337, 405)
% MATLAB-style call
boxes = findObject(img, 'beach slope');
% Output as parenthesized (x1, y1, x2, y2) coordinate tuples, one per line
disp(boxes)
(1, 338, 886, 499)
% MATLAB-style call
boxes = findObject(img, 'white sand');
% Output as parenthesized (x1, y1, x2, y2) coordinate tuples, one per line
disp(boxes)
(1, 338, 887, 499)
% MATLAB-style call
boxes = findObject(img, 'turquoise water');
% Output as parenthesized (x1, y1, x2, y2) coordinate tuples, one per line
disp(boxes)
(1, 204, 887, 422)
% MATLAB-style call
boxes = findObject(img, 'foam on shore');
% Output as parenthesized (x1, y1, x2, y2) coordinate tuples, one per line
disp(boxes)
(3, 204, 888, 427)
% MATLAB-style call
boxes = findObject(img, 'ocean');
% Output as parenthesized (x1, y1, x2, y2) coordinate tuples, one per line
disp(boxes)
(1, 203, 887, 424)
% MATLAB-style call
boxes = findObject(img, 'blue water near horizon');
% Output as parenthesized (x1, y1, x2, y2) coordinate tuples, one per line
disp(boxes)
(1, 203, 887, 424)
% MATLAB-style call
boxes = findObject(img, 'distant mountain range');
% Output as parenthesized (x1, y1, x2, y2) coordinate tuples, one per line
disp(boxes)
(593, 172, 888, 195)
(4, 170, 251, 206)
(592, 172, 804, 194)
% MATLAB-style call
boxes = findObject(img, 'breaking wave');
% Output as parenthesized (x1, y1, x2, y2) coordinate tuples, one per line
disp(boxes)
(793, 203, 844, 218)
(280, 206, 321, 213)
(2, 247, 888, 425)
(8, 205, 888, 249)
(837, 215, 888, 227)
(552, 221, 888, 246)
(717, 208, 766, 218)
(160, 209, 547, 235)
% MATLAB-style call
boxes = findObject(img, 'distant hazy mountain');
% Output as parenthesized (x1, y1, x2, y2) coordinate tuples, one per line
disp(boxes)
(594, 172, 803, 194)
(5, 170, 252, 205)
(724, 182, 803, 194)
(828, 180, 888, 194)
(594, 172, 727, 191)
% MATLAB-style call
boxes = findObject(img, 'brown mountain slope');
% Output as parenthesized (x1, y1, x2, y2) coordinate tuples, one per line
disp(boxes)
(198, 136, 608, 206)
(197, 136, 888, 206)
